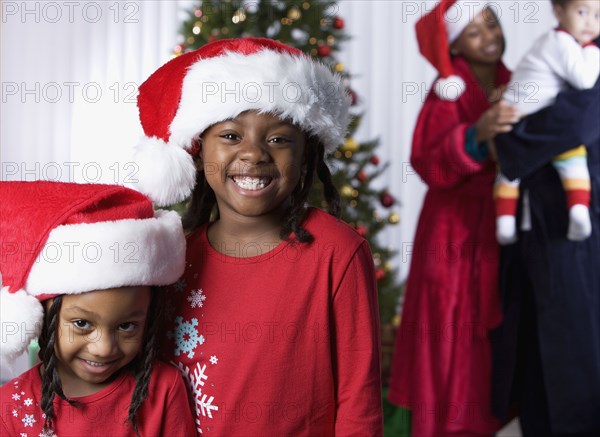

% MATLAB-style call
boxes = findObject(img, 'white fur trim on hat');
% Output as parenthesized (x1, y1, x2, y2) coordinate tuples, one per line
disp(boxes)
(131, 136, 197, 207)
(446, 1, 489, 43)
(26, 210, 186, 296)
(169, 50, 350, 155)
(0, 287, 44, 366)
(434, 75, 467, 101)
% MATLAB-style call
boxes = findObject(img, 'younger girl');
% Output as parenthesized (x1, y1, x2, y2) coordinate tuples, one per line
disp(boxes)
(0, 181, 195, 437)
(131, 37, 383, 435)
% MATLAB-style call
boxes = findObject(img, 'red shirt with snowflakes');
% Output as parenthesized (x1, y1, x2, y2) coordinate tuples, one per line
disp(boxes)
(0, 360, 196, 437)
(163, 207, 383, 436)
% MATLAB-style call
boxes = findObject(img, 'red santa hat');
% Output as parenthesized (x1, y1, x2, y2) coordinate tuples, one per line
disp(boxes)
(0, 181, 186, 364)
(416, 0, 490, 101)
(132, 37, 351, 207)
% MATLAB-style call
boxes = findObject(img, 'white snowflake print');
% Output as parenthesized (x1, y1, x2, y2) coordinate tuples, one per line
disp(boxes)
(174, 278, 187, 293)
(168, 317, 204, 358)
(12, 409, 18, 417)
(22, 413, 36, 427)
(209, 355, 218, 365)
(23, 398, 33, 406)
(187, 289, 206, 308)
(175, 362, 218, 434)
(12, 393, 21, 400)
(20, 433, 27, 437)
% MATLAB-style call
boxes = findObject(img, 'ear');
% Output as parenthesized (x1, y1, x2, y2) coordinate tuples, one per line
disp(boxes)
(449, 41, 460, 56)
(190, 137, 204, 171)
(553, 4, 565, 22)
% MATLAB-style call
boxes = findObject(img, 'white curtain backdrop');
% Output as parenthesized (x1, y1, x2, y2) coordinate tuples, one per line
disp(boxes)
(1, 1, 554, 378)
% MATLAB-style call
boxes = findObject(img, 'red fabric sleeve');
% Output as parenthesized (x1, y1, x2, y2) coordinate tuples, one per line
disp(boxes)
(332, 241, 383, 437)
(411, 96, 486, 190)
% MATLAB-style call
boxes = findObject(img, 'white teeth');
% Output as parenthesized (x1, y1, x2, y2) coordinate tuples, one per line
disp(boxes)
(232, 176, 270, 190)
(85, 360, 109, 367)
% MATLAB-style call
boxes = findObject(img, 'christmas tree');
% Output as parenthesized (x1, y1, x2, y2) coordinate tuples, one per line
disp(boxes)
(175, 0, 403, 327)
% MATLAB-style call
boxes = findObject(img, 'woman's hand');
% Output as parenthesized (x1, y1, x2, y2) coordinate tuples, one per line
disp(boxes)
(475, 101, 520, 144)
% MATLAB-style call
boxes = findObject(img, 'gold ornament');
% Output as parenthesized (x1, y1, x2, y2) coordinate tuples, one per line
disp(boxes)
(288, 7, 301, 20)
(335, 63, 344, 72)
(302, 2, 311, 10)
(340, 185, 353, 198)
(388, 212, 400, 224)
(343, 138, 359, 152)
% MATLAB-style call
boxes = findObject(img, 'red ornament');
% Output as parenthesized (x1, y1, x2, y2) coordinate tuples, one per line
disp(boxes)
(370, 155, 380, 166)
(375, 268, 385, 281)
(357, 170, 368, 183)
(317, 44, 331, 57)
(380, 192, 395, 208)
(349, 89, 358, 106)
(355, 225, 368, 237)
(333, 17, 345, 29)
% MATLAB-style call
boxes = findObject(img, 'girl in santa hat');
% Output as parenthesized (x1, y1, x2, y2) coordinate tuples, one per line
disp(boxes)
(0, 181, 195, 437)
(388, 1, 518, 436)
(130, 37, 383, 436)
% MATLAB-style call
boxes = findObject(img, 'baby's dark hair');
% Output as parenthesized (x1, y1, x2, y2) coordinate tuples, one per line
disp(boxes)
(551, 0, 570, 7)
(183, 134, 341, 242)
(38, 288, 164, 436)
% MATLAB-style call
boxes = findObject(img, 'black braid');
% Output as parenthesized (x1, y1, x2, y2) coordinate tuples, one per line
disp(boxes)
(183, 167, 217, 232)
(280, 137, 341, 242)
(38, 296, 78, 434)
(126, 287, 164, 436)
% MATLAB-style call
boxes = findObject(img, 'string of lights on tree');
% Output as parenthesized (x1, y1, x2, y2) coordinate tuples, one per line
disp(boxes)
(174, 0, 403, 324)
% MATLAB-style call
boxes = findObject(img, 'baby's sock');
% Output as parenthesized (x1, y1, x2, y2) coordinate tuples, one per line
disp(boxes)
(567, 204, 592, 241)
(496, 215, 517, 245)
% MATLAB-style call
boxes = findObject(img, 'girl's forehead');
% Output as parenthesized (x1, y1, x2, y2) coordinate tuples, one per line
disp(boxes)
(209, 111, 302, 130)
(61, 287, 151, 315)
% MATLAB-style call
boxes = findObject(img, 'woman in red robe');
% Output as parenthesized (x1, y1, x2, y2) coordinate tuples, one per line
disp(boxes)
(388, 1, 518, 436)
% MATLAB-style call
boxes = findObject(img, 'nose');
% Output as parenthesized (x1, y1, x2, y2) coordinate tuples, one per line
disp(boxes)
(238, 137, 269, 164)
(86, 328, 118, 358)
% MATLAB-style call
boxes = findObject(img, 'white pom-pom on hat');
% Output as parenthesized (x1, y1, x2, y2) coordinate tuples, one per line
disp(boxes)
(434, 75, 467, 102)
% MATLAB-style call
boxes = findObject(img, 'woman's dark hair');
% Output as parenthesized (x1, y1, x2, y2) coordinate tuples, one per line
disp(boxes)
(183, 134, 341, 242)
(38, 287, 164, 436)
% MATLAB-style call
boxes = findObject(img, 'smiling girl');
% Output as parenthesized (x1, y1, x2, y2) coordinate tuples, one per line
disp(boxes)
(0, 181, 195, 437)
(131, 37, 383, 436)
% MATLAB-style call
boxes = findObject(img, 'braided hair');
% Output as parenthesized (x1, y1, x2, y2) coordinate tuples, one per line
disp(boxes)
(126, 287, 164, 435)
(37, 288, 164, 436)
(38, 295, 78, 433)
(183, 134, 341, 242)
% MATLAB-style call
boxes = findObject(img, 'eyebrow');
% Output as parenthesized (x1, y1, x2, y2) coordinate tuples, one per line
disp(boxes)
(63, 306, 147, 319)
(224, 117, 296, 128)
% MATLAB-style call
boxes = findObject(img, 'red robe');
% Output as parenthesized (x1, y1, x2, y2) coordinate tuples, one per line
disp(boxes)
(388, 56, 510, 437)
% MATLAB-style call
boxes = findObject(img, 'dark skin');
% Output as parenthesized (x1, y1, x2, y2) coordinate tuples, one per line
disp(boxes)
(450, 8, 520, 154)
(196, 111, 307, 257)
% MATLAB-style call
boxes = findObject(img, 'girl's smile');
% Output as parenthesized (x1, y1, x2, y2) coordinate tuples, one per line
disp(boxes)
(51, 286, 151, 397)
(200, 111, 306, 223)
